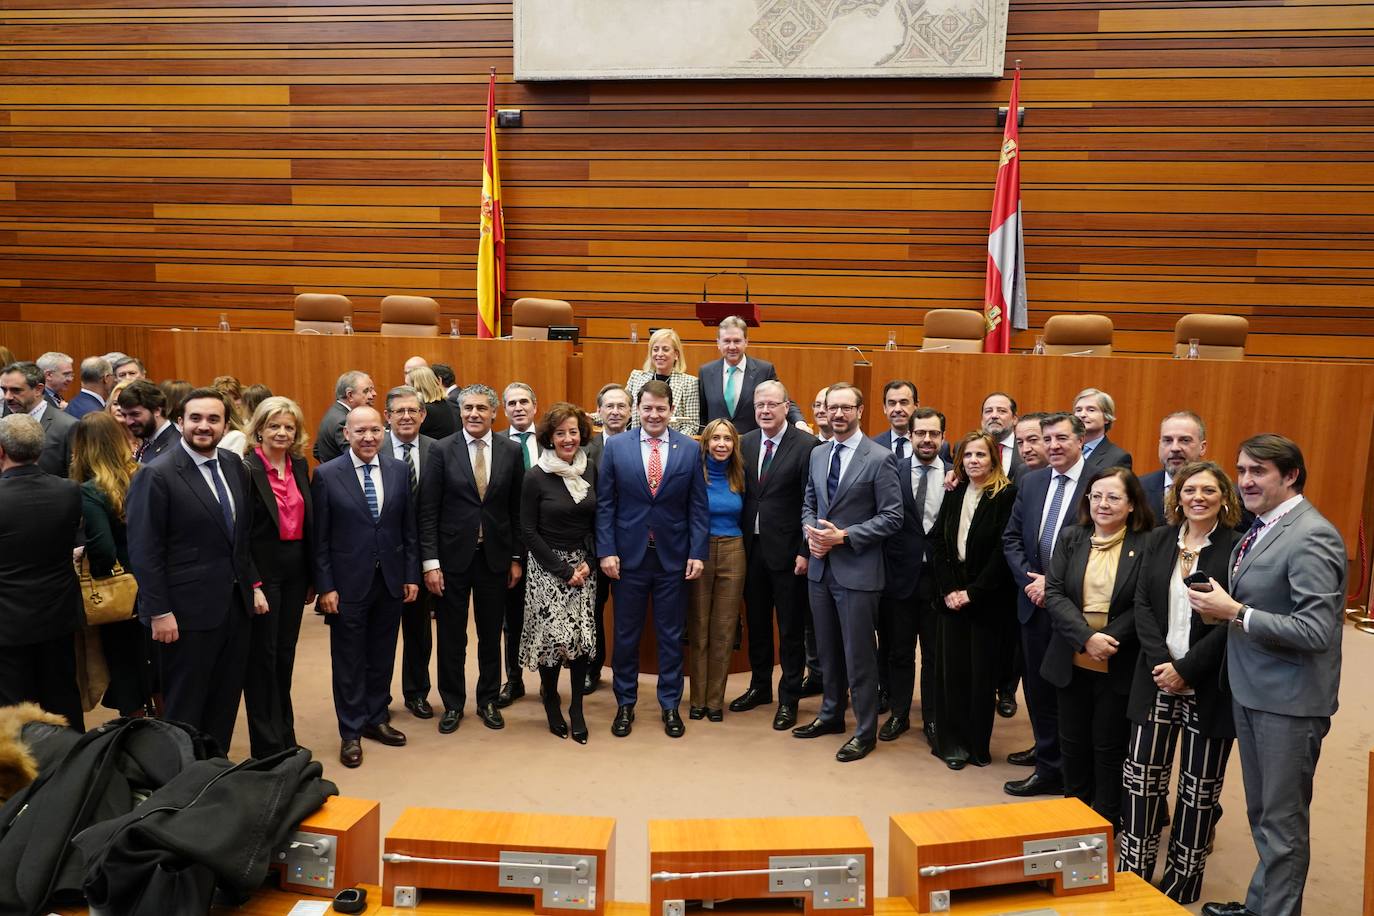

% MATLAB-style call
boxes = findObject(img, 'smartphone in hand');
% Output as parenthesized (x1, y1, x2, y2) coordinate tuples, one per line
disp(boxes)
(1184, 571, 1213, 592)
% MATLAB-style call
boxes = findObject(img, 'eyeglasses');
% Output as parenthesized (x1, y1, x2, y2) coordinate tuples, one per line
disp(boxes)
(828, 405, 858, 414)
(1088, 493, 1127, 505)
(754, 400, 785, 410)
(389, 407, 422, 416)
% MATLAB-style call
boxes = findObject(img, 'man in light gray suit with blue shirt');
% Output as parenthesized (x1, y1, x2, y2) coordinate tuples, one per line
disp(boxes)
(795, 382, 903, 762)
(1188, 434, 1345, 916)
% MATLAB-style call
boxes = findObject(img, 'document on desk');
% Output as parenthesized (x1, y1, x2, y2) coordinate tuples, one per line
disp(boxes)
(286, 902, 331, 916)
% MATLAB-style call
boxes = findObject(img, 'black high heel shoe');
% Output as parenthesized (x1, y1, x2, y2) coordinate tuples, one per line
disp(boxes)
(545, 694, 568, 739)
(569, 707, 588, 744)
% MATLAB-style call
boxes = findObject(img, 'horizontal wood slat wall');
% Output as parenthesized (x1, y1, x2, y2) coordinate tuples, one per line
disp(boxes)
(1, 1, 1372, 358)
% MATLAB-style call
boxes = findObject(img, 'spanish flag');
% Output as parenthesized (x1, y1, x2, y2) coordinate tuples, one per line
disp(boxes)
(477, 67, 506, 339)
(983, 65, 1028, 354)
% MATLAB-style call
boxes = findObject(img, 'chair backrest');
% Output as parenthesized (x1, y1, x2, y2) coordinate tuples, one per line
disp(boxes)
(379, 295, 439, 337)
(920, 308, 985, 353)
(1174, 313, 1248, 360)
(293, 293, 352, 335)
(1042, 314, 1114, 356)
(511, 297, 574, 341)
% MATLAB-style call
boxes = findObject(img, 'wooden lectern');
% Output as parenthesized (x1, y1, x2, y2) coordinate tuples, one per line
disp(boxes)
(383, 808, 615, 915)
(649, 816, 873, 916)
(890, 799, 1113, 913)
(269, 796, 380, 897)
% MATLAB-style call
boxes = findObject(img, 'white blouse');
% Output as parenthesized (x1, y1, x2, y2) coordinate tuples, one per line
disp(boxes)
(956, 484, 983, 562)
(1164, 524, 1216, 694)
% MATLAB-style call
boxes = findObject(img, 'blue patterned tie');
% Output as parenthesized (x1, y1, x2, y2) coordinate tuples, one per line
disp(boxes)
(1038, 474, 1070, 564)
(203, 458, 235, 534)
(361, 463, 379, 521)
(826, 442, 844, 504)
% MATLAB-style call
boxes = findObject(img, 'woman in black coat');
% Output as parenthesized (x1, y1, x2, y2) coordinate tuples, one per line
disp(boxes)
(241, 396, 315, 759)
(1118, 460, 1242, 904)
(1043, 465, 1153, 826)
(930, 431, 1018, 770)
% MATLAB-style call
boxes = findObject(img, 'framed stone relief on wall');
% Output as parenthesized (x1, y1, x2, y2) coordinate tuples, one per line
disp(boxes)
(514, 0, 1011, 80)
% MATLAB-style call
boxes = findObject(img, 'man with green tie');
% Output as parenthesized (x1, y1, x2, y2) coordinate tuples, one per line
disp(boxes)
(499, 382, 539, 706)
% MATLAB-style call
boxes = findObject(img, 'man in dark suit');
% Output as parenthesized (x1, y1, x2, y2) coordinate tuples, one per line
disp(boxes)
(696, 316, 803, 436)
(980, 392, 1027, 482)
(597, 379, 710, 739)
(1189, 436, 1346, 916)
(65, 356, 115, 420)
(1, 361, 77, 478)
(382, 386, 438, 720)
(432, 363, 459, 402)
(875, 406, 949, 743)
(583, 382, 631, 694)
(1073, 387, 1132, 470)
(0, 414, 84, 728)
(1001, 412, 1091, 796)
(313, 405, 420, 768)
(35, 351, 73, 409)
(797, 383, 903, 762)
(313, 370, 376, 463)
(117, 379, 178, 463)
(1139, 411, 1207, 525)
(419, 384, 525, 734)
(733, 380, 819, 728)
(127, 387, 268, 753)
(498, 382, 540, 706)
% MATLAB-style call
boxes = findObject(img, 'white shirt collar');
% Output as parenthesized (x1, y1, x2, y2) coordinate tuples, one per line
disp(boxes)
(27, 400, 47, 422)
(349, 449, 378, 470)
(508, 425, 533, 437)
(1000, 430, 1015, 448)
(640, 428, 668, 444)
(80, 388, 107, 407)
(179, 436, 219, 467)
(1259, 493, 1304, 526)
(724, 355, 747, 375)
(760, 425, 786, 448)
(832, 427, 865, 448)
(463, 429, 493, 448)
(1054, 455, 1087, 482)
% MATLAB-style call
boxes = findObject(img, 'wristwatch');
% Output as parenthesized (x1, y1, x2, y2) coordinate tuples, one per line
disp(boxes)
(1233, 606, 1250, 630)
(841, 533, 851, 548)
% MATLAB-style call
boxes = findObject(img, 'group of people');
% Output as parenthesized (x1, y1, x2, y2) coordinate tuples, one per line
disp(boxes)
(0, 316, 1346, 916)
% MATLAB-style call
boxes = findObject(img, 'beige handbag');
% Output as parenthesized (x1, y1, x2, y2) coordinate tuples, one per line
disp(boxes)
(78, 556, 138, 626)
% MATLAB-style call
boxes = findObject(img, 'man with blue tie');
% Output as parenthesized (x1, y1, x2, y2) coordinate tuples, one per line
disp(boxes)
(1072, 388, 1132, 471)
(796, 383, 903, 762)
(127, 388, 268, 753)
(312, 405, 420, 768)
(118, 380, 178, 463)
(499, 381, 540, 706)
(597, 379, 710, 739)
(1001, 412, 1091, 796)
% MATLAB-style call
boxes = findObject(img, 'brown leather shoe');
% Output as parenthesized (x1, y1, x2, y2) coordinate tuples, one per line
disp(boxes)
(362, 722, 407, 747)
(340, 739, 362, 768)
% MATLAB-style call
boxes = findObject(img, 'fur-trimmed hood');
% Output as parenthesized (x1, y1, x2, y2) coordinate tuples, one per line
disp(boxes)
(0, 703, 69, 803)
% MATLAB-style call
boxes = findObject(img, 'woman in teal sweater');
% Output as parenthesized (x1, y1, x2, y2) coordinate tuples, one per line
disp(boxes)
(687, 418, 747, 720)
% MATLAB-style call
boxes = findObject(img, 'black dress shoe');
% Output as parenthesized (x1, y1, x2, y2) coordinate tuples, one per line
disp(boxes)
(996, 688, 1018, 718)
(405, 697, 434, 719)
(728, 686, 772, 712)
(1200, 903, 1258, 916)
(772, 704, 797, 731)
(836, 736, 875, 762)
(611, 704, 634, 737)
(439, 709, 462, 734)
(477, 702, 505, 730)
(706, 708, 723, 722)
(662, 708, 685, 738)
(362, 722, 407, 746)
(582, 671, 601, 695)
(876, 689, 890, 715)
(878, 714, 910, 742)
(1007, 746, 1037, 767)
(689, 706, 706, 720)
(340, 739, 362, 768)
(1003, 772, 1064, 797)
(800, 674, 823, 697)
(944, 757, 967, 771)
(792, 717, 845, 739)
(496, 681, 525, 708)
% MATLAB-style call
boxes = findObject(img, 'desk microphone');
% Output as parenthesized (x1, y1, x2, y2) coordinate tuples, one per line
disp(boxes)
(846, 345, 871, 366)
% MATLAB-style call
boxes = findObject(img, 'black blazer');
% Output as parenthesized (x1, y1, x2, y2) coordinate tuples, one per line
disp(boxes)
(242, 450, 314, 586)
(931, 481, 1018, 615)
(126, 444, 259, 631)
(312, 401, 349, 463)
(696, 356, 803, 435)
(1041, 524, 1147, 694)
(139, 422, 179, 464)
(418, 432, 524, 574)
(740, 425, 819, 572)
(879, 454, 951, 600)
(1126, 524, 1240, 737)
(419, 399, 459, 441)
(1084, 435, 1133, 473)
(0, 466, 83, 646)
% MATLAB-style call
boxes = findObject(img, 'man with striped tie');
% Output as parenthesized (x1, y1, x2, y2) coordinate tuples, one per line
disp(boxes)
(312, 405, 419, 768)
(499, 381, 540, 706)
(1001, 411, 1091, 796)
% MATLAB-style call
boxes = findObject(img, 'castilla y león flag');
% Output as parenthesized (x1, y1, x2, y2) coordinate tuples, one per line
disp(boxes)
(983, 67, 1029, 354)
(477, 68, 506, 339)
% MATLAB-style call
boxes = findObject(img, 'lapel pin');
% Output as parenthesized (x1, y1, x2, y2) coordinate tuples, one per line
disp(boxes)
(1128, 550, 1135, 557)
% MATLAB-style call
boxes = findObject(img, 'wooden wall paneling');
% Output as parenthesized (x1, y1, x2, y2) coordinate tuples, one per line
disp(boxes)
(1, 1, 1373, 359)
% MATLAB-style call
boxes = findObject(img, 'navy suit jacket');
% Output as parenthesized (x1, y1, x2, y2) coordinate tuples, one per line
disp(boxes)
(1084, 435, 1132, 472)
(696, 356, 802, 435)
(311, 452, 419, 602)
(1001, 465, 1091, 624)
(126, 443, 258, 631)
(139, 422, 179, 464)
(65, 390, 104, 420)
(596, 428, 709, 572)
(1140, 469, 1168, 527)
(872, 430, 951, 600)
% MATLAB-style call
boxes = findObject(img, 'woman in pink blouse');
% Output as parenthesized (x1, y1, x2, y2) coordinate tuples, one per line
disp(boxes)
(242, 396, 315, 759)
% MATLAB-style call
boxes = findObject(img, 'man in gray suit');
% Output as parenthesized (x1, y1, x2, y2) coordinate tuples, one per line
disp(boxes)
(795, 382, 903, 762)
(1, 361, 76, 477)
(1189, 434, 1345, 916)
(382, 385, 438, 720)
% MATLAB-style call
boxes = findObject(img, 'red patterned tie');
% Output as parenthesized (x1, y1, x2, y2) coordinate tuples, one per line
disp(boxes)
(647, 437, 662, 496)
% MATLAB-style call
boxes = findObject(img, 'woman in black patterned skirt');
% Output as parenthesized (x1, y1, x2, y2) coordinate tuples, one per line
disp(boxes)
(519, 402, 598, 744)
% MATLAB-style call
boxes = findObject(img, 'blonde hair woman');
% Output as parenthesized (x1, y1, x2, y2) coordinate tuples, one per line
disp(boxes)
(687, 418, 746, 720)
(625, 327, 700, 435)
(405, 364, 459, 440)
(104, 378, 139, 457)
